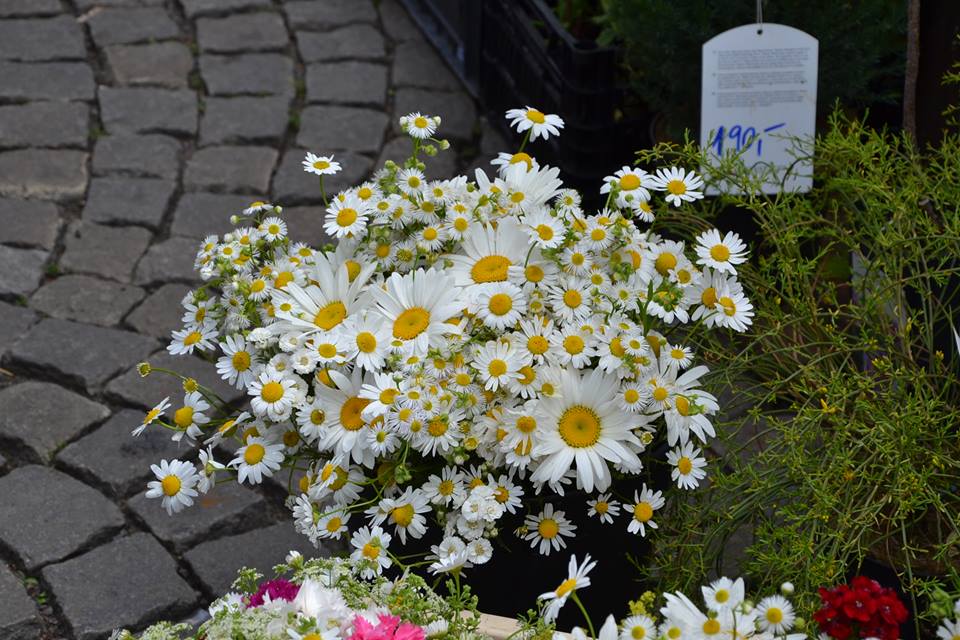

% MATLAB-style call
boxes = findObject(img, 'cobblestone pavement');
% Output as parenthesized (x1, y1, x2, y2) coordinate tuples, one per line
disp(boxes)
(0, 1, 503, 637)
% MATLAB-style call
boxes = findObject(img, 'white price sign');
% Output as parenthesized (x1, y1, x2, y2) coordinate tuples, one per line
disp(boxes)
(700, 23, 818, 193)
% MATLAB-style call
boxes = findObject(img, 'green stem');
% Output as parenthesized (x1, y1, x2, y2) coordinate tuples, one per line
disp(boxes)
(517, 129, 532, 154)
(570, 592, 596, 639)
(319, 175, 329, 206)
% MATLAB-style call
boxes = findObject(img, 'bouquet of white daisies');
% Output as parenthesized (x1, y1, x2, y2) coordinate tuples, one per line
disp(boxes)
(134, 105, 753, 577)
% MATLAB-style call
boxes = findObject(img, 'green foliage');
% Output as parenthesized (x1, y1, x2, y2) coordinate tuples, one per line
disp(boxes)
(634, 113, 960, 632)
(598, 0, 906, 137)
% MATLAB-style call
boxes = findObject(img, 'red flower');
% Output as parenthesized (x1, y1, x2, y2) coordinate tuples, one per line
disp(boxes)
(247, 578, 300, 608)
(814, 576, 908, 639)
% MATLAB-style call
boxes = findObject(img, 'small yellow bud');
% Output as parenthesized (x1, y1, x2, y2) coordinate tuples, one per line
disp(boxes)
(137, 362, 152, 377)
(183, 378, 199, 393)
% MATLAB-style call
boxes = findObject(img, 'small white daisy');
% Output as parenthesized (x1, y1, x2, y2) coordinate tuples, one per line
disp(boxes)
(146, 459, 199, 515)
(302, 152, 341, 176)
(400, 112, 440, 139)
(667, 443, 707, 489)
(505, 106, 565, 141)
(651, 167, 704, 207)
(230, 437, 284, 484)
(694, 229, 748, 274)
(132, 396, 170, 436)
(586, 493, 620, 524)
(523, 503, 576, 555)
(323, 195, 369, 239)
(626, 484, 664, 537)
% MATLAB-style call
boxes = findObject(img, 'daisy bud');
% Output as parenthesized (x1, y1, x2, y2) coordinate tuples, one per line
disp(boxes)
(285, 550, 303, 568)
(274, 205, 282, 213)
(384, 160, 398, 171)
(794, 617, 807, 630)
(229, 215, 240, 225)
(439, 139, 450, 150)
(137, 362, 152, 377)
(741, 599, 754, 614)
(780, 581, 795, 595)
(423, 144, 437, 157)
(183, 378, 199, 393)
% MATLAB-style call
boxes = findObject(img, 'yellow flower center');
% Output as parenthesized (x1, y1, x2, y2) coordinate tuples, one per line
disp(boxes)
(487, 359, 507, 377)
(570, 252, 585, 266)
(407, 176, 421, 188)
(183, 331, 202, 346)
(488, 293, 513, 316)
(558, 405, 601, 448)
(563, 289, 582, 308)
(161, 475, 181, 497)
(516, 416, 537, 433)
(310, 409, 325, 424)
(675, 396, 691, 416)
(563, 335, 584, 354)
(538, 517, 559, 538)
(325, 517, 342, 533)
(765, 607, 783, 624)
(701, 286, 718, 307)
(173, 406, 194, 428)
(702, 619, 720, 635)
(517, 365, 536, 384)
(345, 260, 361, 281)
(378, 388, 398, 405)
(313, 160, 330, 170)
(392, 307, 431, 340)
(652, 386, 668, 402)
(511, 192, 525, 203)
(595, 501, 609, 514)
(336, 208, 358, 227)
(438, 479, 455, 495)
(624, 388, 640, 404)
(283, 430, 300, 447)
(677, 456, 693, 475)
(427, 418, 448, 437)
(274, 271, 294, 288)
(423, 227, 438, 241)
(655, 252, 677, 276)
(555, 578, 577, 597)
(376, 243, 390, 258)
(590, 228, 606, 242)
(631, 627, 647, 640)
(609, 337, 626, 357)
(358, 186, 373, 199)
(356, 332, 377, 353)
(527, 109, 546, 124)
(340, 397, 371, 431)
(667, 179, 687, 196)
(318, 343, 338, 358)
(633, 501, 653, 522)
(143, 407, 161, 424)
(414, 116, 429, 129)
(454, 217, 469, 232)
(232, 351, 251, 371)
(536, 224, 554, 241)
(390, 504, 415, 527)
(510, 152, 533, 170)
(527, 335, 549, 355)
(710, 244, 730, 261)
(362, 541, 380, 559)
(244, 443, 265, 465)
(719, 296, 737, 316)
(619, 174, 641, 191)
(714, 589, 729, 603)
(666, 628, 682, 639)
(470, 255, 511, 283)
(313, 300, 347, 330)
(261, 381, 284, 403)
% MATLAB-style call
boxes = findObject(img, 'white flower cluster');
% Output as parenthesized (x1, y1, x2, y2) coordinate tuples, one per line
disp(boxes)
(134, 105, 753, 575)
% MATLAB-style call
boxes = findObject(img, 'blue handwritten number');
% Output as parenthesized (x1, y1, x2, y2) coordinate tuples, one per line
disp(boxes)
(712, 122, 785, 157)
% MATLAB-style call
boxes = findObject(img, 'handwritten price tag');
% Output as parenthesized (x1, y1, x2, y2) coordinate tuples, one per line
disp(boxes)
(700, 24, 818, 194)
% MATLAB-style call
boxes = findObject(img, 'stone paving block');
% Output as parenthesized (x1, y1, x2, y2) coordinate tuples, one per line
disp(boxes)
(134, 236, 202, 285)
(0, 466, 124, 570)
(180, 0, 270, 18)
(43, 533, 197, 640)
(378, 135, 457, 180)
(170, 192, 252, 239)
(284, 0, 376, 30)
(0, 301, 37, 359)
(272, 148, 372, 206)
(60, 221, 152, 283)
(184, 145, 277, 194)
(130, 481, 269, 551)
(106, 349, 244, 410)
(82, 177, 176, 229)
(0, 62, 95, 101)
(56, 408, 183, 497)
(93, 134, 181, 180)
(100, 86, 198, 136)
(392, 39, 461, 91)
(10, 319, 158, 391)
(278, 205, 331, 245)
(0, 565, 40, 640)
(0, 245, 47, 297)
(296, 24, 385, 62)
(0, 102, 88, 150)
(0, 198, 59, 250)
(0, 149, 88, 201)
(305, 60, 387, 106)
(0, 381, 109, 461)
(378, 0, 420, 43)
(76, 0, 165, 7)
(88, 7, 180, 47)
(0, 16, 85, 61)
(105, 42, 193, 88)
(0, 0, 62, 17)
(184, 522, 322, 595)
(297, 105, 387, 154)
(124, 283, 192, 338)
(197, 12, 288, 53)
(199, 96, 289, 146)
(393, 87, 476, 140)
(30, 275, 145, 326)
(199, 53, 293, 96)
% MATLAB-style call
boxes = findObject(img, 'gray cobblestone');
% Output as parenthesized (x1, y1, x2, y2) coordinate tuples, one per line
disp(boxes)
(0, 61, 95, 101)
(184, 522, 321, 595)
(197, 12, 288, 53)
(284, 0, 376, 30)
(60, 221, 153, 283)
(124, 283, 193, 338)
(0, 245, 47, 297)
(297, 105, 388, 154)
(0, 381, 108, 462)
(106, 349, 245, 409)
(378, 135, 457, 180)
(378, 0, 420, 43)
(131, 481, 269, 551)
(0, 565, 41, 640)
(134, 236, 203, 285)
(42, 533, 197, 640)
(0, 102, 88, 150)
(88, 7, 180, 48)
(392, 39, 461, 91)
(0, 16, 85, 61)
(199, 53, 294, 96)
(82, 177, 176, 229)
(184, 145, 277, 194)
(99, 86, 198, 136)
(105, 42, 194, 88)
(306, 60, 388, 106)
(296, 24, 385, 62)
(56, 408, 184, 497)
(180, 0, 270, 18)
(0, 149, 88, 201)
(170, 192, 252, 239)
(199, 96, 290, 146)
(0, 465, 124, 570)
(92, 134, 181, 180)
(280, 205, 332, 245)
(393, 87, 476, 140)
(0, 301, 37, 360)
(0, 0, 62, 17)
(30, 275, 145, 326)
(9, 318, 158, 391)
(76, 0, 165, 8)
(0, 198, 60, 251)
(272, 148, 373, 205)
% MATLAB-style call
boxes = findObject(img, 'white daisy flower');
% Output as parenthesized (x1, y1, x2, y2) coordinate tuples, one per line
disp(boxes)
(547, 277, 592, 324)
(667, 442, 707, 489)
(167, 323, 217, 355)
(472, 339, 527, 392)
(302, 152, 341, 176)
(349, 525, 392, 578)
(247, 370, 299, 421)
(702, 577, 745, 611)
(712, 286, 754, 332)
(230, 437, 284, 484)
(523, 503, 576, 555)
(626, 484, 664, 537)
(316, 510, 351, 540)
(756, 594, 796, 634)
(422, 467, 467, 507)
(537, 553, 597, 621)
(446, 218, 529, 298)
(366, 418, 399, 456)
(586, 493, 620, 524)
(132, 396, 170, 436)
(505, 106, 565, 141)
(619, 615, 657, 640)
(550, 325, 597, 369)
(491, 150, 540, 175)
(216, 334, 258, 389)
(651, 166, 704, 206)
(259, 216, 287, 242)
(560, 244, 593, 277)
(323, 194, 369, 239)
(243, 200, 275, 215)
(397, 167, 427, 194)
(341, 311, 391, 373)
(600, 166, 655, 206)
(372, 267, 464, 357)
(400, 112, 440, 139)
(487, 473, 524, 514)
(196, 446, 225, 494)
(466, 537, 493, 564)
(369, 487, 430, 544)
(146, 459, 199, 515)
(474, 282, 527, 331)
(171, 391, 210, 443)
(694, 229, 748, 274)
(522, 208, 565, 249)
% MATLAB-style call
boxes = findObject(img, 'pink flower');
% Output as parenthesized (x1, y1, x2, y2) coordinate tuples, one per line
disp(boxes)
(248, 579, 300, 608)
(349, 614, 425, 640)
